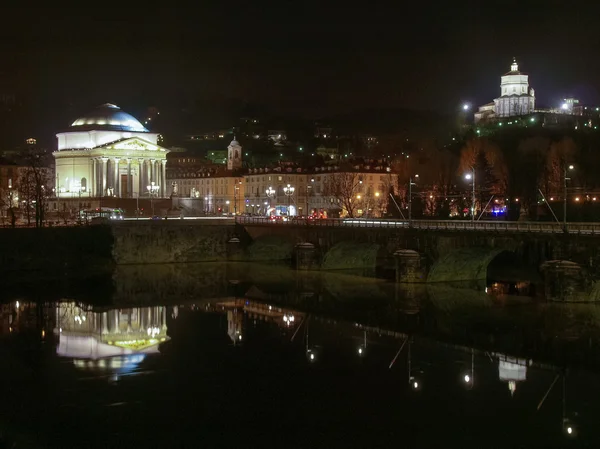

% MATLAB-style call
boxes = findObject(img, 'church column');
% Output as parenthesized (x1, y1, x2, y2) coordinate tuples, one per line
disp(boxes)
(138, 159, 144, 198)
(101, 157, 108, 197)
(91, 158, 96, 197)
(161, 160, 167, 197)
(113, 158, 120, 197)
(146, 159, 152, 189)
(127, 159, 132, 198)
(151, 159, 156, 185)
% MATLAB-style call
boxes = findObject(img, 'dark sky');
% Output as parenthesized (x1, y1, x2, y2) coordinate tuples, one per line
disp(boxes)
(2, 2, 600, 144)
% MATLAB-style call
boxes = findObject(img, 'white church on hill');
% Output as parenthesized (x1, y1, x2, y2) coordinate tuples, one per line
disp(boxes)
(53, 103, 170, 198)
(474, 59, 536, 123)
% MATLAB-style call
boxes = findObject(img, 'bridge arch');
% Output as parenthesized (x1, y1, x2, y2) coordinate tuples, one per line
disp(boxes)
(427, 248, 514, 283)
(245, 234, 295, 261)
(321, 241, 384, 272)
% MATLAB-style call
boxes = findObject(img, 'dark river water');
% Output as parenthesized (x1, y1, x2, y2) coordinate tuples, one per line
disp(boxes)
(2, 263, 600, 448)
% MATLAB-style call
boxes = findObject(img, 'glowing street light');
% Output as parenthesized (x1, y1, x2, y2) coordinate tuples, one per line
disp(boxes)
(409, 174, 419, 226)
(564, 164, 575, 232)
(464, 167, 476, 224)
(283, 184, 295, 217)
(265, 186, 276, 215)
(146, 181, 159, 216)
(462, 103, 470, 111)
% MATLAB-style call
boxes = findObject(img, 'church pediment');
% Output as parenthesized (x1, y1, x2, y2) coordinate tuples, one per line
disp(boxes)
(99, 137, 168, 153)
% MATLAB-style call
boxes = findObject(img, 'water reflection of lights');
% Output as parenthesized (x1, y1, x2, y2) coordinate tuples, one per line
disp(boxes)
(73, 354, 146, 373)
(147, 327, 161, 337)
(564, 419, 576, 437)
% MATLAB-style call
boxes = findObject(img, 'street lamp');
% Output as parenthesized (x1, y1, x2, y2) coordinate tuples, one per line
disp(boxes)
(564, 164, 575, 232)
(266, 186, 275, 216)
(306, 177, 314, 217)
(465, 167, 476, 224)
(462, 103, 470, 111)
(234, 180, 241, 216)
(283, 184, 295, 216)
(409, 174, 419, 226)
(146, 182, 159, 216)
(225, 200, 230, 215)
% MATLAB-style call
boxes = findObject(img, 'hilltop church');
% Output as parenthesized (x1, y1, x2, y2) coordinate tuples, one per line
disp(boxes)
(474, 59, 535, 123)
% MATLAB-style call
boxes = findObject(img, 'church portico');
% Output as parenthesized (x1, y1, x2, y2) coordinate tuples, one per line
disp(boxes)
(53, 104, 169, 199)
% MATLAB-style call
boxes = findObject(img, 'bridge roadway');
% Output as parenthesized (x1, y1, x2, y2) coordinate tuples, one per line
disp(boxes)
(236, 216, 600, 235)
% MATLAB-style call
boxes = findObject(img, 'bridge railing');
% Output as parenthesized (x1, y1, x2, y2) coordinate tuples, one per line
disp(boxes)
(236, 216, 600, 234)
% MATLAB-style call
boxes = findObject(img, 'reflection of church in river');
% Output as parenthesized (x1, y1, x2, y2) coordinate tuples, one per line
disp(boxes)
(55, 303, 169, 360)
(216, 298, 303, 344)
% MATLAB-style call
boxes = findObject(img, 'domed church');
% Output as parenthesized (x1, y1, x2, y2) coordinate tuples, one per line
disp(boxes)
(53, 104, 169, 198)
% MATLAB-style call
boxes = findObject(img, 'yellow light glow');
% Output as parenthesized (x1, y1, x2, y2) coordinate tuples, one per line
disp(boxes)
(575, 197, 580, 201)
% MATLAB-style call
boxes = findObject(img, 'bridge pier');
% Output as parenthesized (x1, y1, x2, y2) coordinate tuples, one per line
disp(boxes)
(227, 237, 243, 260)
(295, 243, 317, 270)
(541, 260, 589, 302)
(394, 250, 426, 283)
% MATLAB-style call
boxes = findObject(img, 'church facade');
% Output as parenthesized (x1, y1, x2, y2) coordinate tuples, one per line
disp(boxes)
(474, 59, 535, 123)
(53, 104, 169, 198)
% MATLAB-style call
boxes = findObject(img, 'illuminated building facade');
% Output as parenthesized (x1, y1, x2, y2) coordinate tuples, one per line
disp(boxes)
(475, 59, 535, 123)
(53, 104, 169, 198)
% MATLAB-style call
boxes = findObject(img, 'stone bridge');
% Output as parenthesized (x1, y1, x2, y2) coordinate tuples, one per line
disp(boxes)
(2, 218, 600, 301)
(236, 219, 600, 301)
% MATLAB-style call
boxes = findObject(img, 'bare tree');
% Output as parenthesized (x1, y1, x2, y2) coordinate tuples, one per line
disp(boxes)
(0, 183, 18, 227)
(19, 169, 35, 226)
(322, 172, 364, 218)
(19, 151, 52, 228)
(546, 137, 577, 196)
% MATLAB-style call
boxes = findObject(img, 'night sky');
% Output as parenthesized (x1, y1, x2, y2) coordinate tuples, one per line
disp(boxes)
(2, 2, 600, 145)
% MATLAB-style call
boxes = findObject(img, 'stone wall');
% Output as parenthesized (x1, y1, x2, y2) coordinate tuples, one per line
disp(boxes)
(111, 221, 236, 264)
(0, 222, 237, 286)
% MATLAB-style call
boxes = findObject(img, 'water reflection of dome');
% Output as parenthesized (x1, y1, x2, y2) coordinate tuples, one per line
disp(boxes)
(54, 303, 169, 369)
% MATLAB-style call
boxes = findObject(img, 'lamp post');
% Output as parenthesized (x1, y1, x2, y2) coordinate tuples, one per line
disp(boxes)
(283, 184, 295, 216)
(564, 164, 574, 233)
(234, 180, 241, 216)
(266, 186, 275, 216)
(409, 174, 419, 226)
(465, 167, 476, 224)
(146, 181, 159, 216)
(306, 177, 314, 217)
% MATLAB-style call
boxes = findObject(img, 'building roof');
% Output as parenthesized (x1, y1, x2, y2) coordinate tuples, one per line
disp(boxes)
(69, 103, 148, 133)
(498, 93, 533, 99)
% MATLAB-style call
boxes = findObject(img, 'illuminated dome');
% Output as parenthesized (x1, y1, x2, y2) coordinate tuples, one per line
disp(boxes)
(70, 103, 148, 132)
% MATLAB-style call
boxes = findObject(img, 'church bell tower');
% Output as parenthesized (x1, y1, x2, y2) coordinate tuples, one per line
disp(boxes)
(227, 137, 242, 171)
